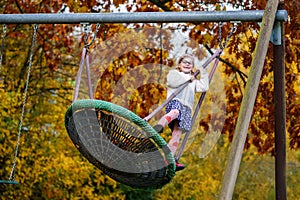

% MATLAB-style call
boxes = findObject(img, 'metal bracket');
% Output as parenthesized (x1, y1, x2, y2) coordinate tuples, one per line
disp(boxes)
(80, 22, 92, 33)
(270, 21, 282, 45)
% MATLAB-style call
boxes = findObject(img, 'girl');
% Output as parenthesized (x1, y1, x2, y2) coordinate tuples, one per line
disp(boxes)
(154, 54, 209, 171)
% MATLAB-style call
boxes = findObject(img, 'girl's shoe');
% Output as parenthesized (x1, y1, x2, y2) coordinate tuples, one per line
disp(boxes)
(175, 162, 185, 171)
(153, 124, 164, 133)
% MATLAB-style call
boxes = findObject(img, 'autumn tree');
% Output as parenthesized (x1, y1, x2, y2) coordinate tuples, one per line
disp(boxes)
(0, 0, 299, 199)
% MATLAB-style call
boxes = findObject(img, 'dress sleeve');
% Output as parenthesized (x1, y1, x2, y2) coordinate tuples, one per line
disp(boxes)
(195, 67, 209, 92)
(166, 70, 191, 88)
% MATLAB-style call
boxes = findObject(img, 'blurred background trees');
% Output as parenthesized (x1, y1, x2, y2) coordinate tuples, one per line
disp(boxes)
(0, 0, 299, 199)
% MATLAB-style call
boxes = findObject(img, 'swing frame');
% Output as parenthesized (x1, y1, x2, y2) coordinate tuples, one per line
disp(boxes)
(0, 7, 288, 197)
(0, 10, 287, 25)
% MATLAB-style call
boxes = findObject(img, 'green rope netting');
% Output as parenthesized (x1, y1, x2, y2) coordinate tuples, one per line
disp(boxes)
(64, 99, 176, 189)
(0, 180, 18, 184)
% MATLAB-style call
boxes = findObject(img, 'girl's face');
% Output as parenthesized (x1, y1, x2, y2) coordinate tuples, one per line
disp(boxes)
(178, 57, 194, 73)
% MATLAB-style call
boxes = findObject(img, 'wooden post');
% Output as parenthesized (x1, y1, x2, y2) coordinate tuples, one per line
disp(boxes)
(274, 1, 286, 199)
(219, 0, 280, 199)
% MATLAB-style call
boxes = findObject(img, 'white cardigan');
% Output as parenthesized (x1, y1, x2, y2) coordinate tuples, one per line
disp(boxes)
(166, 68, 209, 111)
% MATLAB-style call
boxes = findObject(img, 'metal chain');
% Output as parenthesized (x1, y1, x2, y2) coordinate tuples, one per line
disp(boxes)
(218, 22, 223, 49)
(95, 23, 101, 35)
(223, 22, 238, 48)
(0, 24, 7, 76)
(9, 24, 38, 181)
(82, 23, 101, 48)
(219, 22, 239, 49)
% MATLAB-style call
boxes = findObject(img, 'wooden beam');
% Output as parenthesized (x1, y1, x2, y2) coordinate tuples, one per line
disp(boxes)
(219, 0, 280, 199)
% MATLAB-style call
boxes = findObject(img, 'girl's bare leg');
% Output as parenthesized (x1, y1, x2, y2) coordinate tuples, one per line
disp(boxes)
(167, 122, 182, 155)
(157, 109, 179, 127)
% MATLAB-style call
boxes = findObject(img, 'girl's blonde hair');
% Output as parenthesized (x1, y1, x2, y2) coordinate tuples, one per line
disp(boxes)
(176, 54, 196, 74)
(177, 54, 194, 65)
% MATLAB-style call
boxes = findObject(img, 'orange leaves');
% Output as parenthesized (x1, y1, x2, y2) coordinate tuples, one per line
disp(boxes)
(290, 124, 300, 149)
(288, 102, 300, 149)
(113, 0, 127, 7)
(94, 51, 168, 117)
(92, 26, 172, 110)
(128, 83, 166, 118)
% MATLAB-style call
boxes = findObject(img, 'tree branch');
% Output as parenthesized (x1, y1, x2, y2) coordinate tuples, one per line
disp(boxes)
(204, 44, 247, 86)
(147, 0, 172, 11)
(14, 0, 24, 13)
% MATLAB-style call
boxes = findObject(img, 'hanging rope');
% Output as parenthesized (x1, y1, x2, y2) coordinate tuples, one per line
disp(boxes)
(73, 23, 100, 102)
(0, 24, 38, 185)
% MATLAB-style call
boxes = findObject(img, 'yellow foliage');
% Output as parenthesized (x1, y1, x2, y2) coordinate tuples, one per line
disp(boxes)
(1, 1, 300, 199)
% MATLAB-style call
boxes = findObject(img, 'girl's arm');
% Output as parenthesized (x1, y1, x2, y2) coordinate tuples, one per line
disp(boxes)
(195, 67, 209, 92)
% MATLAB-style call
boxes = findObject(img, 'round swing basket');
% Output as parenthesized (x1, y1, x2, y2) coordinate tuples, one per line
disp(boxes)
(64, 99, 176, 189)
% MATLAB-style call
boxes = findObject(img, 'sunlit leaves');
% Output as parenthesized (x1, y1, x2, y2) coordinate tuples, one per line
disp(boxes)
(1, 0, 300, 199)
